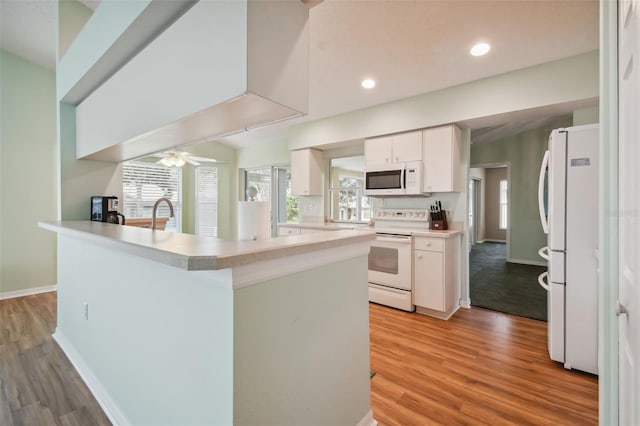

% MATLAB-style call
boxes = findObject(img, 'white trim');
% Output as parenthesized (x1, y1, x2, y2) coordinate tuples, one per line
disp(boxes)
(232, 241, 371, 289)
(53, 330, 128, 426)
(416, 304, 460, 320)
(355, 410, 378, 426)
(0, 285, 57, 300)
(460, 298, 471, 308)
(507, 258, 547, 267)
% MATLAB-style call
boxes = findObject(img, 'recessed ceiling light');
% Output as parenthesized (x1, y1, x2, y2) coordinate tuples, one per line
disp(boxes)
(470, 42, 491, 57)
(361, 79, 376, 89)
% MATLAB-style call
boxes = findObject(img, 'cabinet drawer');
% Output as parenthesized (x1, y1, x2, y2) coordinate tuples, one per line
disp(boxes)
(413, 237, 444, 252)
(278, 226, 300, 236)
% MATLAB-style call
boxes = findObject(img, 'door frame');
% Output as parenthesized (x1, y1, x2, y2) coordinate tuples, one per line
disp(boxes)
(469, 162, 510, 259)
(599, 1, 620, 424)
(468, 177, 481, 247)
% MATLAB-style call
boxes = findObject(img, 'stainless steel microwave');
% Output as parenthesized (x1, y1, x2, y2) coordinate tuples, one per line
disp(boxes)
(365, 161, 423, 196)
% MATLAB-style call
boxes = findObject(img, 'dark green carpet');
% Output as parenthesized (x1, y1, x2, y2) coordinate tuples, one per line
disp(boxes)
(470, 242, 547, 322)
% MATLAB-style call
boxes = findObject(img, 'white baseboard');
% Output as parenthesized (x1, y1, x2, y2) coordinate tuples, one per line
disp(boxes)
(53, 331, 127, 426)
(507, 258, 547, 267)
(0, 285, 56, 300)
(460, 298, 471, 309)
(356, 410, 378, 426)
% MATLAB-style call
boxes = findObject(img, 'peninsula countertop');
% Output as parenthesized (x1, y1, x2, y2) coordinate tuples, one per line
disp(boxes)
(39, 220, 375, 271)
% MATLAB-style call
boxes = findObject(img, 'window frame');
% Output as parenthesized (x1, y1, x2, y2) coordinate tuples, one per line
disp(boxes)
(122, 160, 182, 232)
(499, 179, 508, 230)
(329, 157, 369, 224)
(195, 166, 218, 237)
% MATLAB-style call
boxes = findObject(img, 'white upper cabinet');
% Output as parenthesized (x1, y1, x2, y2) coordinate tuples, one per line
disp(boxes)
(291, 149, 323, 196)
(365, 130, 422, 166)
(423, 124, 463, 193)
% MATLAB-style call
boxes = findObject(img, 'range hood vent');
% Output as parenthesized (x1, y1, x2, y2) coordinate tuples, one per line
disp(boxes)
(75, 0, 309, 162)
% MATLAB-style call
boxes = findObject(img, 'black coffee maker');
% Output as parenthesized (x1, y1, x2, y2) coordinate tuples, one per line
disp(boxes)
(91, 196, 126, 225)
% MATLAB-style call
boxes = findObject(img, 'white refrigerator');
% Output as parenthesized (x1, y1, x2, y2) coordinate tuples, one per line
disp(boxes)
(537, 124, 598, 375)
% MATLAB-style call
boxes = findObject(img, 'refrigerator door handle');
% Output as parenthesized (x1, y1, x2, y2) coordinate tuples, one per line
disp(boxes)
(538, 150, 550, 234)
(538, 271, 549, 292)
(538, 246, 549, 260)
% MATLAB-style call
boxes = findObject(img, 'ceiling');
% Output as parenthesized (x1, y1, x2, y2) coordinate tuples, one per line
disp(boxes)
(0, 0, 599, 149)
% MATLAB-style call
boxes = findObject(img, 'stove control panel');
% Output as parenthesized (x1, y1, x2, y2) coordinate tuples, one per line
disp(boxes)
(374, 209, 429, 221)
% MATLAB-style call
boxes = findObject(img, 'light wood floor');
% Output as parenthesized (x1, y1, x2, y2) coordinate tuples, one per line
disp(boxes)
(0, 292, 111, 426)
(370, 302, 599, 425)
(1, 293, 597, 425)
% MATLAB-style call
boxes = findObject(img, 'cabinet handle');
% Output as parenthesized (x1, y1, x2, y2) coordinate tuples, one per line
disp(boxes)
(425, 242, 431, 246)
(395, 157, 399, 161)
(417, 254, 423, 259)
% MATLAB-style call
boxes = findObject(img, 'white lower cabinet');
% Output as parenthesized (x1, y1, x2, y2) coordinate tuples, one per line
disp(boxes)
(413, 236, 458, 319)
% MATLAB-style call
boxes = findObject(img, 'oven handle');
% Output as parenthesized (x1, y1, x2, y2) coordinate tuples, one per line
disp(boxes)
(375, 236, 412, 244)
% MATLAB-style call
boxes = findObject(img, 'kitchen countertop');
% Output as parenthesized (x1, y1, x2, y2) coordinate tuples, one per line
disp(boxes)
(280, 222, 462, 239)
(40, 220, 374, 271)
(278, 222, 367, 230)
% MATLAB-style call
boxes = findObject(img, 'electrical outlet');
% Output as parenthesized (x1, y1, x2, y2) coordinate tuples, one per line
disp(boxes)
(83, 302, 89, 320)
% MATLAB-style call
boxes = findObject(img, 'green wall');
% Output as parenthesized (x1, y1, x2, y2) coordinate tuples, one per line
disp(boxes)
(0, 50, 57, 294)
(58, 0, 93, 60)
(471, 117, 573, 263)
(237, 138, 290, 169)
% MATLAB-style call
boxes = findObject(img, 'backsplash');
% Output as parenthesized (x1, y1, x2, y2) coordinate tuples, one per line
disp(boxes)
(299, 196, 324, 224)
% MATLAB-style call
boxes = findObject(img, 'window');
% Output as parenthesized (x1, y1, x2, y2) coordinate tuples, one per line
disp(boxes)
(499, 179, 508, 230)
(244, 167, 297, 236)
(122, 160, 182, 232)
(196, 167, 218, 237)
(329, 156, 370, 222)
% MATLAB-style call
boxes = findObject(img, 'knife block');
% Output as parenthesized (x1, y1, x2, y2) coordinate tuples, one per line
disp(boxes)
(430, 215, 448, 230)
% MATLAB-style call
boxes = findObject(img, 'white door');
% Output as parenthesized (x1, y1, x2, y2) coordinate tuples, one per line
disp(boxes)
(619, 0, 639, 423)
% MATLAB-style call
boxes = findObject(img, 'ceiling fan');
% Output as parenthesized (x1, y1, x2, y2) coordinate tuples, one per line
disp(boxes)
(151, 150, 217, 168)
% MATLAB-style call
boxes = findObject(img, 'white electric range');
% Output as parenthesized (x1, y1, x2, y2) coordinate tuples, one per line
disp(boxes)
(368, 209, 430, 311)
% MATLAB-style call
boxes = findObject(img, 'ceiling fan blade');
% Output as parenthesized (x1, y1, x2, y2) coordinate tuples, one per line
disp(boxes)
(184, 157, 200, 166)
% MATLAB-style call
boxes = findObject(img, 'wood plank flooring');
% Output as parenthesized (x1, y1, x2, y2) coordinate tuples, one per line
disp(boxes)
(370, 303, 599, 425)
(1, 293, 597, 425)
(0, 292, 111, 426)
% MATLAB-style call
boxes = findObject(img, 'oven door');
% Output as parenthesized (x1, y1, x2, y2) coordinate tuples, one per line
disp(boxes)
(368, 234, 412, 290)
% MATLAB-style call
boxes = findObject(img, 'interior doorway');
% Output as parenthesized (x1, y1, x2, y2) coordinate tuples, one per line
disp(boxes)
(468, 164, 546, 321)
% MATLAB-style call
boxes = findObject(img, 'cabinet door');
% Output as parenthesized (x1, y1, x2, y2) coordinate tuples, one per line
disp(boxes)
(392, 131, 423, 163)
(413, 250, 444, 310)
(291, 149, 323, 196)
(365, 136, 393, 166)
(423, 125, 463, 193)
(423, 125, 454, 193)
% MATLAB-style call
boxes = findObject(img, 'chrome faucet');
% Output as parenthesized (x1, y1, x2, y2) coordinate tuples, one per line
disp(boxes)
(151, 197, 175, 230)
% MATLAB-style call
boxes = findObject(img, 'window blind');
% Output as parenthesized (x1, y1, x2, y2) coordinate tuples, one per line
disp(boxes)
(122, 161, 181, 231)
(196, 167, 218, 237)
